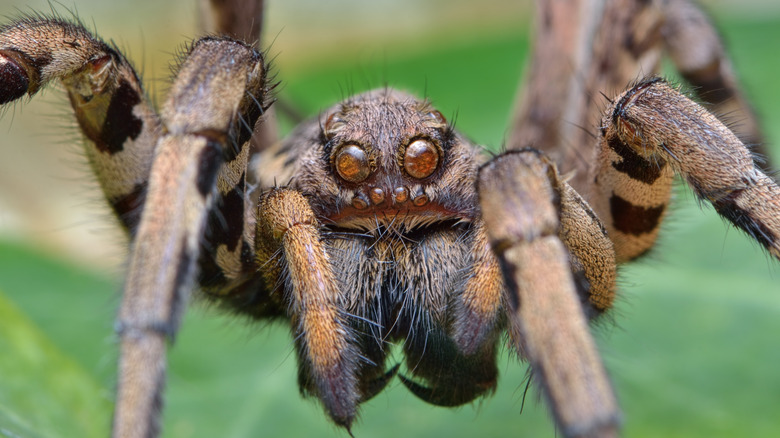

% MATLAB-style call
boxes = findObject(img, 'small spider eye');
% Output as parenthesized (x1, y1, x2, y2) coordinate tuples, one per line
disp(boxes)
(324, 112, 346, 139)
(334, 144, 371, 183)
(423, 110, 447, 128)
(403, 139, 440, 179)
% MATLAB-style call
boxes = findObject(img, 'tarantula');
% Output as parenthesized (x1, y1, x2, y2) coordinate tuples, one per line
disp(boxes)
(1, 0, 778, 437)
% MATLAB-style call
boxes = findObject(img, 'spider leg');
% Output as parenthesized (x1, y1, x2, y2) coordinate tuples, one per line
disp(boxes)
(184, 0, 283, 296)
(591, 78, 780, 262)
(195, 1, 280, 286)
(255, 188, 360, 429)
(199, 0, 279, 154)
(478, 150, 619, 438)
(661, 0, 770, 169)
(510, 0, 665, 193)
(113, 37, 267, 438)
(511, 0, 770, 194)
(553, 156, 618, 314)
(199, 0, 265, 43)
(0, 17, 161, 232)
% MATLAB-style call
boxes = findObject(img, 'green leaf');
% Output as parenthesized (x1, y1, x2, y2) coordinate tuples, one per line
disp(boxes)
(0, 291, 111, 438)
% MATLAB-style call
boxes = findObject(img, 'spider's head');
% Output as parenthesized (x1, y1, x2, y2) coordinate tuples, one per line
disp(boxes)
(293, 89, 482, 233)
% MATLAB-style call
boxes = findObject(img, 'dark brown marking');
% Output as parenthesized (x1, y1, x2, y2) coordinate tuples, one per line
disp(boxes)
(282, 152, 298, 169)
(272, 142, 290, 157)
(609, 194, 665, 235)
(198, 188, 254, 293)
(607, 135, 664, 184)
(232, 91, 265, 157)
(97, 77, 143, 154)
(497, 258, 520, 312)
(573, 194, 609, 238)
(196, 141, 224, 197)
(214, 180, 245, 252)
(197, 251, 227, 290)
(168, 238, 194, 340)
(0, 52, 29, 104)
(713, 191, 778, 251)
(30, 51, 53, 73)
(110, 183, 147, 233)
(570, 269, 604, 319)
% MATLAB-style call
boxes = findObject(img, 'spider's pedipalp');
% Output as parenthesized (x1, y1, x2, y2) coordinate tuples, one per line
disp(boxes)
(255, 188, 360, 428)
(114, 36, 268, 438)
(554, 167, 618, 313)
(449, 221, 504, 355)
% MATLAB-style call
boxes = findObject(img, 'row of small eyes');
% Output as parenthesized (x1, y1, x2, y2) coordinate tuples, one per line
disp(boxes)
(333, 138, 441, 183)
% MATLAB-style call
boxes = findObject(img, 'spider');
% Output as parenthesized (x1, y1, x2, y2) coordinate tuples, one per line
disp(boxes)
(1, 0, 779, 437)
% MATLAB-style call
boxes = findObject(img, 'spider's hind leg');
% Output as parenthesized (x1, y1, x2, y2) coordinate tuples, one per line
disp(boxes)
(662, 0, 771, 170)
(199, 0, 279, 153)
(0, 17, 161, 232)
(199, 0, 265, 43)
(511, 0, 771, 195)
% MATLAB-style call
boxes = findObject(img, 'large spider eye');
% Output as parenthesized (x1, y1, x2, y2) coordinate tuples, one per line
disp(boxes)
(403, 139, 440, 179)
(334, 144, 371, 182)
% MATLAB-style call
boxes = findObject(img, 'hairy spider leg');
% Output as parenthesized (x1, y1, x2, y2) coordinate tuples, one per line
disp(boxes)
(511, 0, 770, 196)
(591, 78, 780, 262)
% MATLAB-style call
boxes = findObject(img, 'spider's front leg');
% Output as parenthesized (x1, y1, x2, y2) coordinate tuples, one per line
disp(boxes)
(114, 38, 267, 438)
(592, 78, 780, 262)
(478, 150, 620, 437)
(0, 18, 161, 231)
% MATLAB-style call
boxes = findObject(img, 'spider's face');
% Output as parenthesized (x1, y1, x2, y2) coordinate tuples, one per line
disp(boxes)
(288, 89, 483, 233)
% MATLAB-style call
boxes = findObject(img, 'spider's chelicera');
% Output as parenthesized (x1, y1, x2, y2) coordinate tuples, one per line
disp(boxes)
(1, 1, 779, 438)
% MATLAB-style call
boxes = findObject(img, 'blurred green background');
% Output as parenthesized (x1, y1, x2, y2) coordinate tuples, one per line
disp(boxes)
(0, 1, 779, 437)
